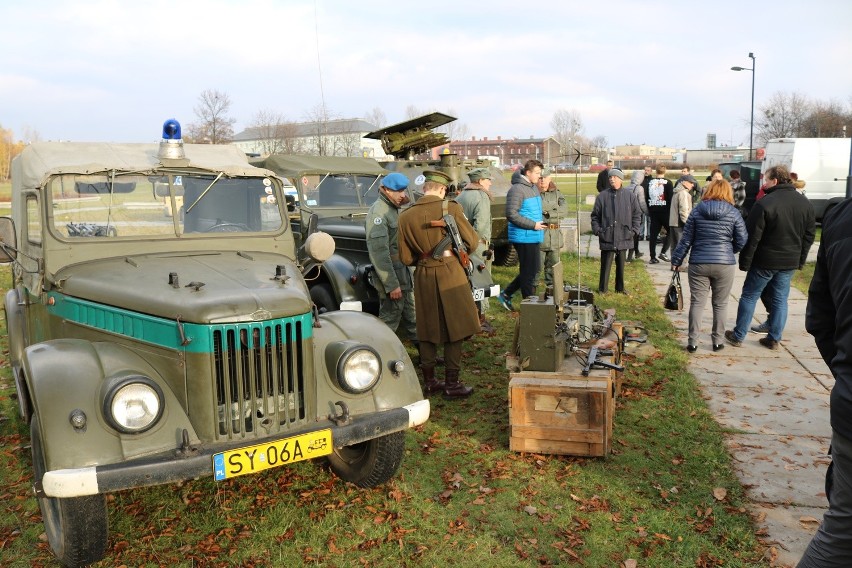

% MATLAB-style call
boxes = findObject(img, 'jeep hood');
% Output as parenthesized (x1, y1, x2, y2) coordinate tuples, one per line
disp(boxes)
(55, 252, 311, 323)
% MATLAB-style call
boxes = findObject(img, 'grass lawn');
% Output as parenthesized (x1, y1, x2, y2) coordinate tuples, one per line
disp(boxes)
(0, 254, 769, 567)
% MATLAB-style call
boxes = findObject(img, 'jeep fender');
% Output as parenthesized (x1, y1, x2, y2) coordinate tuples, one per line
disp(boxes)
(22, 339, 199, 473)
(4, 288, 29, 419)
(313, 310, 425, 418)
(318, 253, 361, 305)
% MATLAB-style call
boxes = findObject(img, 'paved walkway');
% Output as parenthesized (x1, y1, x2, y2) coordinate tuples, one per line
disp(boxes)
(579, 235, 829, 568)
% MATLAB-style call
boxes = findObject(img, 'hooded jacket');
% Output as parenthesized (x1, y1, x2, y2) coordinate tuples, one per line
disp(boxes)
(671, 199, 747, 266)
(669, 182, 693, 227)
(506, 174, 543, 244)
(626, 171, 647, 215)
(739, 183, 816, 271)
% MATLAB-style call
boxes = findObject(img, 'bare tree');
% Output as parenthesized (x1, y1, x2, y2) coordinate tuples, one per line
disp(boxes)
(303, 104, 338, 156)
(333, 120, 364, 157)
(250, 109, 300, 155)
(364, 107, 387, 130)
(550, 109, 584, 160)
(405, 105, 424, 120)
(754, 91, 810, 144)
(188, 89, 236, 144)
(590, 135, 609, 162)
(799, 99, 851, 138)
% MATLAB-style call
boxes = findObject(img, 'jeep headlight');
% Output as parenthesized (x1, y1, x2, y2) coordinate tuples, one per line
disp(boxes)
(104, 377, 164, 434)
(337, 346, 381, 393)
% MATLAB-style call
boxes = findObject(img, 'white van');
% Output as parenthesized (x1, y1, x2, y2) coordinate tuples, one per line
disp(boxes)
(761, 138, 851, 221)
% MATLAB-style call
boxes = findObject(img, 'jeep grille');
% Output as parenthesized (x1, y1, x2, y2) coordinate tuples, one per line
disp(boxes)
(213, 319, 307, 439)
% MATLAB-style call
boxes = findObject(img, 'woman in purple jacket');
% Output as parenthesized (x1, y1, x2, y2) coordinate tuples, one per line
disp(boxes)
(671, 180, 748, 352)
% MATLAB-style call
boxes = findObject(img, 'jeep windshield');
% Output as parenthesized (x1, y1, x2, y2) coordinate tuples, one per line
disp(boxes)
(48, 172, 284, 238)
(300, 174, 382, 208)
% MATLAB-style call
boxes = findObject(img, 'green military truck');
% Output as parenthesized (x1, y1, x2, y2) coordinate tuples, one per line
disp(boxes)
(2, 121, 428, 567)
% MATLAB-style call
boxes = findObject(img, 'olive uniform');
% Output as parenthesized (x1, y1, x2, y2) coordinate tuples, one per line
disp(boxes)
(539, 183, 567, 287)
(455, 178, 493, 314)
(366, 192, 417, 340)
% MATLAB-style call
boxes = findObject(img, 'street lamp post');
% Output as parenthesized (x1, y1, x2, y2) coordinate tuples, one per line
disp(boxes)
(731, 52, 756, 160)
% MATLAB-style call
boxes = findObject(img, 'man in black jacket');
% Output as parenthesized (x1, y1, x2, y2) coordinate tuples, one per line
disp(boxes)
(798, 200, 852, 566)
(596, 159, 614, 192)
(725, 165, 816, 349)
(644, 165, 674, 263)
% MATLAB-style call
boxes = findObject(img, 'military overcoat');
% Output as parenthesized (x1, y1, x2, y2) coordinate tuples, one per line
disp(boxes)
(398, 195, 480, 343)
(540, 188, 567, 252)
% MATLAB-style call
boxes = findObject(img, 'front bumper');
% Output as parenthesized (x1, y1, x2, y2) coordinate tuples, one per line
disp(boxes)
(38, 399, 430, 498)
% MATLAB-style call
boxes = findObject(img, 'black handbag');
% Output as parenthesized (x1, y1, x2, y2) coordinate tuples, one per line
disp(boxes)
(664, 271, 683, 311)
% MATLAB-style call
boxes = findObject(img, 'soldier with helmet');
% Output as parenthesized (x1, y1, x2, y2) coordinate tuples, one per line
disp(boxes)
(398, 170, 480, 399)
(366, 172, 417, 341)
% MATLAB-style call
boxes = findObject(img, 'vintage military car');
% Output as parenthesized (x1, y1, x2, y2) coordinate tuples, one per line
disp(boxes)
(1, 121, 429, 567)
(254, 154, 499, 315)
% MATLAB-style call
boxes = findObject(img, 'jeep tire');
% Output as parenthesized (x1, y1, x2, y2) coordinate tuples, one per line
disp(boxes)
(31, 419, 108, 567)
(310, 282, 337, 313)
(492, 244, 519, 267)
(327, 431, 406, 488)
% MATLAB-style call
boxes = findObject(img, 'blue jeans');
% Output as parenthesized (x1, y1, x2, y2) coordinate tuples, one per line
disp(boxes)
(732, 268, 794, 341)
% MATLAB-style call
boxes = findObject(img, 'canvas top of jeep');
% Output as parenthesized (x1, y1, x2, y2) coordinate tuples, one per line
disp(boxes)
(10, 136, 311, 323)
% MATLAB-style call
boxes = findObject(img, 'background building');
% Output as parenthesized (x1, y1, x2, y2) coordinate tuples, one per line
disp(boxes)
(445, 136, 561, 167)
(232, 118, 387, 158)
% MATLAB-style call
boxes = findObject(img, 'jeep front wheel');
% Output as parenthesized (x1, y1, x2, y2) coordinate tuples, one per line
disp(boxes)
(327, 431, 406, 488)
(310, 283, 337, 313)
(31, 419, 108, 567)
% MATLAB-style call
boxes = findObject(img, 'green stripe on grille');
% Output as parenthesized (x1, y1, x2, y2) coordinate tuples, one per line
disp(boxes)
(47, 292, 313, 352)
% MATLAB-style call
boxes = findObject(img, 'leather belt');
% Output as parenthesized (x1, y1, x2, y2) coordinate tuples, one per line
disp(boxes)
(545, 223, 560, 229)
(419, 250, 453, 260)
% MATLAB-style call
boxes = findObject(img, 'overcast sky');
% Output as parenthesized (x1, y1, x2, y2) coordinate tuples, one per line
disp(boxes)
(2, 0, 851, 150)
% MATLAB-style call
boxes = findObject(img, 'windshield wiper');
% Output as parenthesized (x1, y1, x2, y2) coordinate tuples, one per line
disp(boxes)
(185, 172, 224, 214)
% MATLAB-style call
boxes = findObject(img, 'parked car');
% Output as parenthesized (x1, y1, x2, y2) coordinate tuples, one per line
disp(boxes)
(3, 121, 429, 567)
(719, 160, 762, 215)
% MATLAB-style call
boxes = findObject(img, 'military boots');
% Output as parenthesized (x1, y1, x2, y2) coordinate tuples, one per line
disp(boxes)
(443, 369, 473, 399)
(420, 366, 445, 394)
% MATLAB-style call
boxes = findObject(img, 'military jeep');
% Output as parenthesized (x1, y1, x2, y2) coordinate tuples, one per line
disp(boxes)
(1, 121, 429, 567)
(253, 154, 499, 315)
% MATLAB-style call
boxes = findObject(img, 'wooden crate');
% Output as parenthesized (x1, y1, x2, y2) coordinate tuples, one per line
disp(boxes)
(508, 362, 614, 457)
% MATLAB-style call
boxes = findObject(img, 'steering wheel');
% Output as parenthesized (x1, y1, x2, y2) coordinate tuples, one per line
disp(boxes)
(204, 222, 250, 233)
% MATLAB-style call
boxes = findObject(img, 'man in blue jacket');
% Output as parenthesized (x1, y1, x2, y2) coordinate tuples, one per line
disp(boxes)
(497, 159, 544, 311)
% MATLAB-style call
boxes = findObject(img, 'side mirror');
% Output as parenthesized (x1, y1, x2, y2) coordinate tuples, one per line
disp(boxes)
(305, 213, 319, 236)
(284, 194, 296, 212)
(0, 217, 17, 263)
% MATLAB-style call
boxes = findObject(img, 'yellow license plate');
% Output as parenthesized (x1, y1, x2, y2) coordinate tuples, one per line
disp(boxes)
(213, 429, 332, 480)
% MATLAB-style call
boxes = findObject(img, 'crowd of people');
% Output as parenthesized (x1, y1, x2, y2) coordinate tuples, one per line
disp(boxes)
(368, 162, 849, 565)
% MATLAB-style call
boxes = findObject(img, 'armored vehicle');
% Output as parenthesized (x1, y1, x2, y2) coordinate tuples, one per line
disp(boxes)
(365, 113, 516, 266)
(2, 121, 428, 567)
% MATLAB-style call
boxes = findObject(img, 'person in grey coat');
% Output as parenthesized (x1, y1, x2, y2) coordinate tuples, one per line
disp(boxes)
(671, 179, 747, 352)
(626, 170, 646, 261)
(590, 168, 642, 293)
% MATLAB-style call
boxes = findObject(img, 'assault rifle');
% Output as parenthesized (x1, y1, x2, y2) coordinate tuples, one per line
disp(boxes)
(430, 214, 472, 277)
